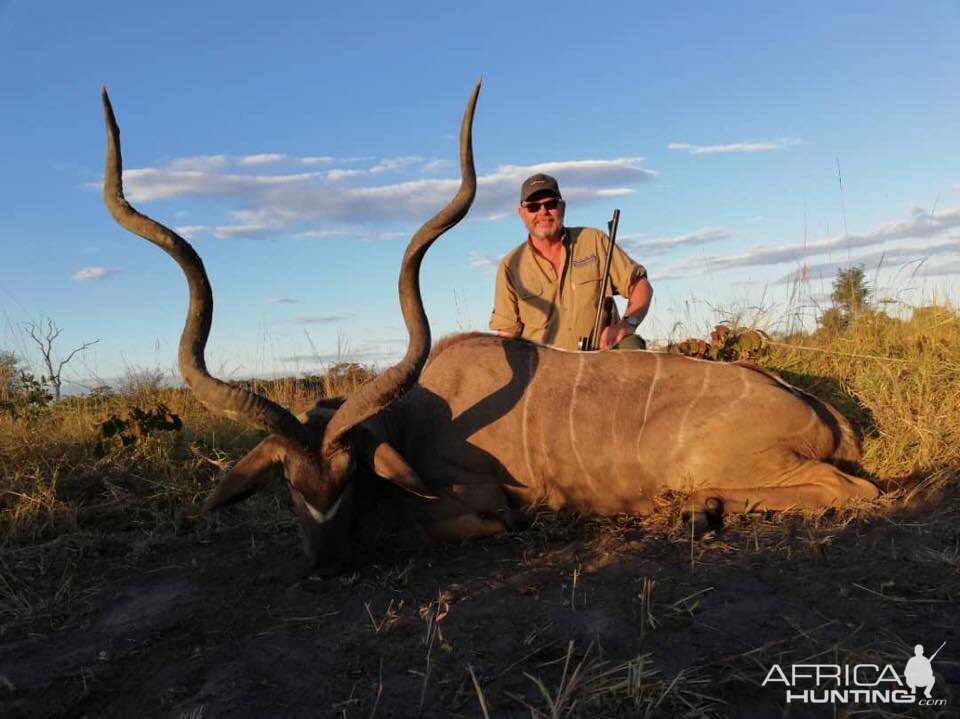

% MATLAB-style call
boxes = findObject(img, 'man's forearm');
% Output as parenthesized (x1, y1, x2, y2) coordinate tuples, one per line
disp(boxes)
(624, 277, 653, 323)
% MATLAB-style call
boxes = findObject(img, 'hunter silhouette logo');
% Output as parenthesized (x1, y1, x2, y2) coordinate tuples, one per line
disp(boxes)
(904, 642, 944, 699)
(761, 641, 948, 706)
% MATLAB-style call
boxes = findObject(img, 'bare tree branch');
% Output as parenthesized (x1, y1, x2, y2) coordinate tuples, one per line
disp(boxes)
(24, 318, 99, 401)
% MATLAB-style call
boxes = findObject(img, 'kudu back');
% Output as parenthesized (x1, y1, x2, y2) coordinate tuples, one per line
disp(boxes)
(102, 83, 878, 569)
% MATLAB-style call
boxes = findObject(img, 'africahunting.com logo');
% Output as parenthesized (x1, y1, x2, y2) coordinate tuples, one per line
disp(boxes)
(762, 642, 948, 706)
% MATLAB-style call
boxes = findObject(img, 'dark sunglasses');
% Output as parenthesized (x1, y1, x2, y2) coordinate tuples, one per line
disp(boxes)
(522, 198, 561, 213)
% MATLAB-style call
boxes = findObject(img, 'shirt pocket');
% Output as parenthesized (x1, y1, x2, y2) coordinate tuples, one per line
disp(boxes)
(516, 282, 551, 330)
(572, 260, 602, 288)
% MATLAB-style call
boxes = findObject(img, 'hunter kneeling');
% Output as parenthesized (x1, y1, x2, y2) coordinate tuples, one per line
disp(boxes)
(490, 173, 653, 351)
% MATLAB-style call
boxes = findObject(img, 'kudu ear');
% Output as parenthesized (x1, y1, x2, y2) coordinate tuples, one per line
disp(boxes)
(352, 426, 437, 499)
(202, 436, 287, 512)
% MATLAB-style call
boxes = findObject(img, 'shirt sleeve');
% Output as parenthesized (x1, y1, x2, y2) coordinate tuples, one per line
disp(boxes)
(489, 260, 524, 335)
(606, 237, 647, 297)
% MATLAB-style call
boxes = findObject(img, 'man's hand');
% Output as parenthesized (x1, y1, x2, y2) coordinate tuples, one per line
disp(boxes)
(599, 277, 653, 350)
(599, 320, 635, 350)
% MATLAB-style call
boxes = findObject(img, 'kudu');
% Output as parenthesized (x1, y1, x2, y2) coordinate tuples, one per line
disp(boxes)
(102, 83, 879, 570)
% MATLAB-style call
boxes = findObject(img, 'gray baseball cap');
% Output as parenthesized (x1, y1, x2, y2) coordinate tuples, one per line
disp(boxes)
(520, 173, 562, 203)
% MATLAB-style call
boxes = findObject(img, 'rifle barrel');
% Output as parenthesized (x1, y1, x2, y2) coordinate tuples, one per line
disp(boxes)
(586, 209, 620, 350)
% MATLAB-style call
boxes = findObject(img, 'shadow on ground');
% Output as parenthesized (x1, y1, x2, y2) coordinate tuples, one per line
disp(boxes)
(2, 475, 958, 718)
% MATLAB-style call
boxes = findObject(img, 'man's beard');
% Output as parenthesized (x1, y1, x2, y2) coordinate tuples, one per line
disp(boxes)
(529, 219, 562, 240)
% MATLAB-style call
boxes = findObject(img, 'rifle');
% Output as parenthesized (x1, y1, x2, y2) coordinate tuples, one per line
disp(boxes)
(577, 209, 620, 351)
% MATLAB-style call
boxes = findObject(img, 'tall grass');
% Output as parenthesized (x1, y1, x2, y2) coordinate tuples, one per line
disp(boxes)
(764, 304, 960, 484)
(0, 365, 374, 531)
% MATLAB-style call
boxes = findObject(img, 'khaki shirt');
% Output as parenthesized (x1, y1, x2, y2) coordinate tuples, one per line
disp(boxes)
(490, 227, 647, 349)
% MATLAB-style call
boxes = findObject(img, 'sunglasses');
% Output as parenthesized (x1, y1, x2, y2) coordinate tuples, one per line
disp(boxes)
(522, 198, 561, 213)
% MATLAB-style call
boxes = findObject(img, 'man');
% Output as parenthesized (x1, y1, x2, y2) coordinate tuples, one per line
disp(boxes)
(489, 173, 653, 350)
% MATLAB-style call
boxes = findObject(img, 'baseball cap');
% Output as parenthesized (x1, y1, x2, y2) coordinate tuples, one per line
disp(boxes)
(520, 173, 562, 203)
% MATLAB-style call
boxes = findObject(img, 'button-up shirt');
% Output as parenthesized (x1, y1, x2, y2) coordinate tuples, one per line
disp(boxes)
(490, 226, 646, 349)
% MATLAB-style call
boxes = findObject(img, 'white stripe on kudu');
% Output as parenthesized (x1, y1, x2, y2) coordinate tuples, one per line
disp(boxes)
(635, 353, 662, 464)
(569, 353, 596, 489)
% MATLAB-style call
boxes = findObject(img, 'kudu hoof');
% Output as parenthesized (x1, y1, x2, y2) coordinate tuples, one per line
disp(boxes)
(703, 497, 724, 517)
(682, 496, 725, 535)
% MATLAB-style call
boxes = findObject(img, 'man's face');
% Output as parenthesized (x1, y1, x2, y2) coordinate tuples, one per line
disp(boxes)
(518, 193, 565, 241)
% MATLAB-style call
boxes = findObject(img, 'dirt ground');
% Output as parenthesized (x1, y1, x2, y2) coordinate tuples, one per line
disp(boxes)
(2, 482, 958, 718)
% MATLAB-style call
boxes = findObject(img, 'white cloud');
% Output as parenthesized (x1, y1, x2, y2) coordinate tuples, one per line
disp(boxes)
(238, 153, 288, 166)
(300, 156, 336, 165)
(122, 168, 323, 202)
(174, 222, 282, 240)
(656, 204, 960, 281)
(209, 224, 278, 239)
(74, 266, 119, 281)
(593, 188, 635, 197)
(326, 169, 364, 181)
(421, 159, 453, 174)
(776, 239, 960, 285)
(173, 225, 210, 238)
(248, 157, 657, 229)
(368, 156, 424, 174)
(621, 227, 734, 256)
(474, 158, 657, 217)
(320, 156, 442, 179)
(467, 251, 502, 275)
(103, 156, 656, 237)
(667, 137, 801, 155)
(918, 258, 960, 277)
(165, 155, 229, 171)
(302, 155, 375, 166)
(266, 297, 298, 304)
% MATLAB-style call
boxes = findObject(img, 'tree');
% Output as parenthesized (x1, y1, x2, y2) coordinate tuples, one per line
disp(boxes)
(819, 265, 871, 334)
(0, 351, 20, 404)
(0, 350, 52, 418)
(24, 319, 99, 401)
(830, 266, 870, 325)
(817, 307, 845, 336)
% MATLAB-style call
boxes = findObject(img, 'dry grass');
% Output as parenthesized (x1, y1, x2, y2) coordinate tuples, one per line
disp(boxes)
(512, 641, 720, 718)
(0, 367, 373, 629)
(764, 305, 960, 485)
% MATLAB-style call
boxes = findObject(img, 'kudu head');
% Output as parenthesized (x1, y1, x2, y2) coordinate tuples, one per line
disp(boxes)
(102, 82, 480, 569)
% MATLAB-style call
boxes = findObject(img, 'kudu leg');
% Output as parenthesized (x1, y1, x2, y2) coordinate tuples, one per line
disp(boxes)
(685, 461, 880, 516)
(414, 482, 518, 542)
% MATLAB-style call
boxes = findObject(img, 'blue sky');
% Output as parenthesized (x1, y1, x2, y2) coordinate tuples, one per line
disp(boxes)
(2, 1, 958, 388)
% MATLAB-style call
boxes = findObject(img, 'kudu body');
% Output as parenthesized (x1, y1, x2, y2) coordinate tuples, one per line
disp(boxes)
(102, 83, 879, 569)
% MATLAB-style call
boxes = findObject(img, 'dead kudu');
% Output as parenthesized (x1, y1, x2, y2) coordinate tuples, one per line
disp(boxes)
(102, 83, 879, 570)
